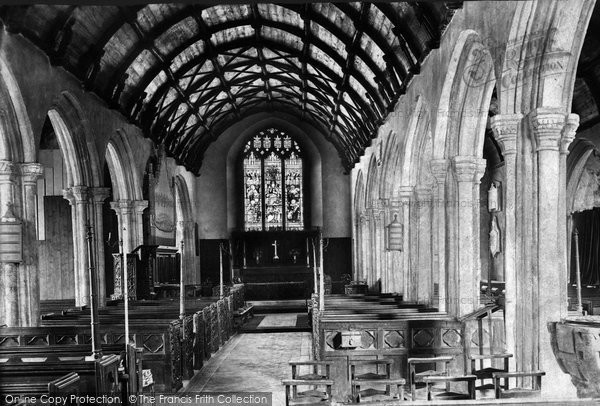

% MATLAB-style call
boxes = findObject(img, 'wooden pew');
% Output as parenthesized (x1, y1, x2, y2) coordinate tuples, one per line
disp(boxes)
(0, 323, 181, 392)
(0, 343, 143, 396)
(0, 372, 80, 399)
(34, 287, 243, 390)
(0, 354, 120, 398)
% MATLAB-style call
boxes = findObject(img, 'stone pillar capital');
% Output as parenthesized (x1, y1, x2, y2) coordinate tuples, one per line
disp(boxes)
(63, 186, 89, 205)
(111, 199, 135, 214)
(89, 187, 111, 204)
(490, 114, 523, 155)
(529, 108, 570, 152)
(19, 163, 43, 184)
(132, 200, 149, 214)
(0, 160, 17, 181)
(453, 156, 487, 183)
(430, 159, 449, 184)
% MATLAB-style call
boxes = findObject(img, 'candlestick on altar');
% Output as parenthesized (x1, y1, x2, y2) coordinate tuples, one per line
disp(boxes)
(242, 240, 247, 269)
(574, 229, 583, 314)
(305, 238, 310, 266)
(319, 230, 324, 312)
(179, 240, 185, 337)
(219, 242, 224, 299)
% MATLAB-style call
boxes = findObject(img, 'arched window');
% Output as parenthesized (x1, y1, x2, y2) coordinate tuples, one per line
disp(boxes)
(242, 128, 304, 231)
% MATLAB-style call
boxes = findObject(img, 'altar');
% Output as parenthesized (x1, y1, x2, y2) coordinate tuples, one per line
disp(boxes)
(232, 230, 318, 300)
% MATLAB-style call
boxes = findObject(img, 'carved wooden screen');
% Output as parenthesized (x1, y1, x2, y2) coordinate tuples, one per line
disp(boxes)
(242, 128, 304, 231)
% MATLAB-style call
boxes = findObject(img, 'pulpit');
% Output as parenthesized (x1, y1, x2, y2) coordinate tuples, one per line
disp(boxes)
(232, 230, 318, 300)
(111, 245, 158, 300)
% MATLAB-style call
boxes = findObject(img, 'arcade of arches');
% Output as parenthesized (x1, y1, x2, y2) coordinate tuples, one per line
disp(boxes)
(1, 0, 600, 402)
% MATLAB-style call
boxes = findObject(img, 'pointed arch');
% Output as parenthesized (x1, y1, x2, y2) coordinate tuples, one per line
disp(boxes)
(0, 56, 35, 162)
(105, 130, 143, 201)
(393, 95, 430, 190)
(434, 30, 496, 159)
(354, 170, 365, 215)
(365, 154, 379, 207)
(378, 130, 400, 199)
(48, 92, 101, 187)
(498, 0, 594, 114)
(174, 174, 194, 223)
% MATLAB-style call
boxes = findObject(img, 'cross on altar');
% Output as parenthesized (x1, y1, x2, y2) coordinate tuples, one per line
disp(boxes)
(272, 240, 279, 260)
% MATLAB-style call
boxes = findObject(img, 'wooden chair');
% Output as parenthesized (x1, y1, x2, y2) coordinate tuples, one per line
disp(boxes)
(407, 356, 454, 401)
(422, 375, 476, 401)
(282, 378, 333, 405)
(290, 361, 333, 381)
(349, 359, 392, 381)
(349, 359, 403, 403)
(493, 371, 545, 399)
(351, 378, 405, 403)
(469, 353, 512, 391)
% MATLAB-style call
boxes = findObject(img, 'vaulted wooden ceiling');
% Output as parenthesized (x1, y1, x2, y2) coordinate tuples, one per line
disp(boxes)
(0, 3, 460, 174)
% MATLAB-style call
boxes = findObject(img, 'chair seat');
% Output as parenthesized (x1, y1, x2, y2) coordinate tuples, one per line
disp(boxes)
(415, 370, 445, 379)
(296, 389, 328, 399)
(475, 383, 496, 391)
(358, 392, 399, 402)
(433, 392, 472, 400)
(296, 373, 326, 381)
(354, 372, 387, 380)
(288, 396, 330, 406)
(473, 367, 504, 379)
(499, 389, 541, 399)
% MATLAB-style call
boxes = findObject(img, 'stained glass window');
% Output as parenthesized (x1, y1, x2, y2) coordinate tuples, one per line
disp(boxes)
(242, 128, 304, 231)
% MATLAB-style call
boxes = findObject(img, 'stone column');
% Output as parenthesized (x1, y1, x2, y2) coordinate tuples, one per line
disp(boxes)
(453, 156, 486, 316)
(397, 186, 413, 300)
(90, 188, 110, 307)
(0, 161, 16, 219)
(354, 217, 361, 281)
(0, 160, 18, 326)
(358, 212, 368, 283)
(365, 208, 376, 290)
(430, 159, 449, 312)
(490, 114, 522, 363)
(529, 109, 578, 395)
(178, 220, 196, 284)
(63, 186, 91, 307)
(372, 200, 387, 292)
(380, 199, 391, 293)
(132, 200, 148, 249)
(111, 200, 134, 256)
(19, 163, 43, 326)
(415, 185, 433, 305)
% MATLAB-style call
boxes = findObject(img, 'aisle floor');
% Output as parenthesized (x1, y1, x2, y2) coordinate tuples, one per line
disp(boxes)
(182, 332, 312, 405)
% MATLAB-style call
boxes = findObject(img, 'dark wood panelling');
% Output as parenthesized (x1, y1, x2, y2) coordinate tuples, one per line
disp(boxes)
(39, 196, 74, 300)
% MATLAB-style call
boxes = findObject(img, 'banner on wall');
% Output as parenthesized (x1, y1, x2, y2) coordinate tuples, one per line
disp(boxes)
(152, 148, 176, 247)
